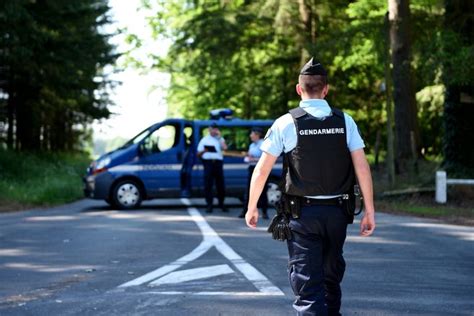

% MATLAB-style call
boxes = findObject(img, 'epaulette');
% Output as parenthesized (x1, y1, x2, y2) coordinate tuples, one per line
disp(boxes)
(289, 107, 307, 119)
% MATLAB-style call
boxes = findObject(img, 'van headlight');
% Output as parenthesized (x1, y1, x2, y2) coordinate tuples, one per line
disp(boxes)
(95, 157, 111, 172)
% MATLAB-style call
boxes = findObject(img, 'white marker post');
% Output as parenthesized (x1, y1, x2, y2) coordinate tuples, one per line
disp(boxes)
(436, 171, 447, 204)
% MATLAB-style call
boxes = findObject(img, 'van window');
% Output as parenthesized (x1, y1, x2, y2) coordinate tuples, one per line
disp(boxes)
(221, 127, 250, 153)
(184, 125, 193, 148)
(142, 124, 179, 154)
(199, 126, 265, 157)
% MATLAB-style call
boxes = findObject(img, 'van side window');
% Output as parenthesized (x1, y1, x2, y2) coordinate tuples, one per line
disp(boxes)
(221, 127, 250, 154)
(142, 124, 178, 154)
(184, 125, 193, 148)
(199, 126, 266, 157)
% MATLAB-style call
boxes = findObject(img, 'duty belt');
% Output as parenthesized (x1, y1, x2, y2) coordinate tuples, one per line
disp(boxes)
(303, 197, 343, 206)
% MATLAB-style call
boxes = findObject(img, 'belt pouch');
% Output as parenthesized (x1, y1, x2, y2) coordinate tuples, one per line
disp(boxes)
(342, 190, 356, 224)
(285, 195, 301, 219)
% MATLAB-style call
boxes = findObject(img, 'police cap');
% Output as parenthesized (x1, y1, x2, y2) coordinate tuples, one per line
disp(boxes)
(300, 57, 327, 76)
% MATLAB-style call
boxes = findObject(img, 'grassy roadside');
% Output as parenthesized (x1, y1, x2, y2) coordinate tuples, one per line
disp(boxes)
(0, 150, 90, 212)
(376, 199, 474, 226)
(372, 159, 474, 226)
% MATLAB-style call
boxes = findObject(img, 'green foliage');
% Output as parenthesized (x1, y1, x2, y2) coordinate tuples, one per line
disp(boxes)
(0, 0, 118, 151)
(127, 0, 471, 172)
(442, 0, 474, 177)
(0, 150, 90, 206)
(416, 85, 444, 156)
(143, 0, 300, 120)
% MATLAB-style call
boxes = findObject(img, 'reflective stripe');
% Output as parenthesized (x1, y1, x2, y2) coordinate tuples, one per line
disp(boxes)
(194, 163, 283, 171)
(109, 164, 182, 172)
(109, 163, 283, 172)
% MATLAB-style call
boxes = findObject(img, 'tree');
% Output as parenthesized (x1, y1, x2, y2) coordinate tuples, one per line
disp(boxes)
(135, 0, 468, 172)
(442, 0, 474, 176)
(388, 0, 420, 169)
(0, 0, 117, 151)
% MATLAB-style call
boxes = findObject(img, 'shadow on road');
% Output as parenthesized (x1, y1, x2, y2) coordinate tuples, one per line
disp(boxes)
(80, 198, 244, 213)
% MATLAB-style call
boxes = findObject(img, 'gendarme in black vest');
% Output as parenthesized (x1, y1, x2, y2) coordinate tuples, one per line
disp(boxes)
(282, 107, 355, 196)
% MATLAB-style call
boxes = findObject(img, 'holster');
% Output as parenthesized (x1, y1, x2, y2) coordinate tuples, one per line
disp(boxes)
(342, 185, 364, 224)
(267, 194, 301, 241)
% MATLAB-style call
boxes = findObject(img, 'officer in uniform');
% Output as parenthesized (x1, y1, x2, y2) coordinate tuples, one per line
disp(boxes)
(245, 58, 376, 315)
(239, 126, 269, 219)
(197, 123, 228, 213)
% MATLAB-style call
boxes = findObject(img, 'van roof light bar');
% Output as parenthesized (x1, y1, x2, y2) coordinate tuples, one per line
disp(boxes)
(210, 108, 233, 120)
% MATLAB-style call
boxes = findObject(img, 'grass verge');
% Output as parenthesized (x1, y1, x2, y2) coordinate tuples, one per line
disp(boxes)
(0, 150, 90, 211)
(372, 159, 474, 226)
(376, 199, 474, 226)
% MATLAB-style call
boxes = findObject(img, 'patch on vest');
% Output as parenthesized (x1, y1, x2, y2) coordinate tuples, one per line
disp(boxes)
(298, 128, 345, 136)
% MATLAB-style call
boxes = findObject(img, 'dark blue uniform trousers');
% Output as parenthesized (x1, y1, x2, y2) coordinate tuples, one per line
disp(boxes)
(287, 203, 348, 316)
(202, 159, 225, 207)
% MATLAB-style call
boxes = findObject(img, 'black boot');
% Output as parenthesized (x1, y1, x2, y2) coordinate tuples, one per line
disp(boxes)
(206, 205, 213, 213)
(262, 209, 269, 219)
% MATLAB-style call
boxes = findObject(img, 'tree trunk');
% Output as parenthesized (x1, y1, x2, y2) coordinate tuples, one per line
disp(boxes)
(297, 0, 317, 64)
(6, 89, 14, 150)
(384, 13, 396, 186)
(388, 0, 420, 169)
(15, 85, 41, 151)
(443, 0, 474, 176)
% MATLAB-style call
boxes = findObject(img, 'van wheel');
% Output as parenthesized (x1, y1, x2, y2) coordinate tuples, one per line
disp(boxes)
(267, 181, 282, 206)
(111, 180, 142, 209)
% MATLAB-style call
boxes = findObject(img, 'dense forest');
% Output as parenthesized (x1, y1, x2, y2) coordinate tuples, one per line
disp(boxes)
(1, 0, 473, 177)
(0, 0, 117, 152)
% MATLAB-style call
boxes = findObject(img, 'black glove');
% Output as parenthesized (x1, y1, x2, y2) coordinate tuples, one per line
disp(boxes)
(267, 214, 292, 241)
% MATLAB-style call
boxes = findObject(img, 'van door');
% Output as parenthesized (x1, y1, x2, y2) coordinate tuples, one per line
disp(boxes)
(136, 122, 183, 198)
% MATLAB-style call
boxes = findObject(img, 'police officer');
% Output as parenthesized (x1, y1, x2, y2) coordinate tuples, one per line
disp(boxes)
(246, 58, 376, 315)
(238, 126, 269, 219)
(197, 123, 228, 213)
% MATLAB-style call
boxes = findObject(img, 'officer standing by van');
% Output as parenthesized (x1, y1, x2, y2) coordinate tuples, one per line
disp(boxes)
(197, 123, 228, 213)
(238, 127, 269, 219)
(246, 57, 375, 315)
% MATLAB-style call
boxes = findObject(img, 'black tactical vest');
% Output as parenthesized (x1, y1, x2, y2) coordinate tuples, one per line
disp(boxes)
(282, 107, 355, 196)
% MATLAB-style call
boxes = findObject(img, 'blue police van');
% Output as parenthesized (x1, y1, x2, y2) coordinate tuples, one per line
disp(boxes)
(84, 109, 282, 209)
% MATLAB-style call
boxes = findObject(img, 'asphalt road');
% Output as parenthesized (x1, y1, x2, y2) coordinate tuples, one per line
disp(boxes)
(0, 198, 473, 316)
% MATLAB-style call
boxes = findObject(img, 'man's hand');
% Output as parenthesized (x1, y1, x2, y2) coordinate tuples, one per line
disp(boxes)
(245, 207, 259, 228)
(360, 211, 375, 236)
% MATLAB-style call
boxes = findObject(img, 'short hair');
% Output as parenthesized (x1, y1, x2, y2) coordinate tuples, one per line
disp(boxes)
(298, 74, 327, 95)
(251, 127, 264, 138)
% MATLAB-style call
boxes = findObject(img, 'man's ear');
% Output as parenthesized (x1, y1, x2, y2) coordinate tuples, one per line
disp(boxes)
(296, 84, 302, 96)
(322, 84, 329, 98)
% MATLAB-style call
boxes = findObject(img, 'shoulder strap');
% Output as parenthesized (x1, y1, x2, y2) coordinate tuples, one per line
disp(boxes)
(289, 107, 307, 119)
(331, 107, 348, 132)
(331, 107, 344, 119)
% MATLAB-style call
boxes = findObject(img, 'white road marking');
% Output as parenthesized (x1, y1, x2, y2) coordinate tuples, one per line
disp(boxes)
(118, 240, 211, 288)
(149, 264, 234, 286)
(119, 198, 284, 296)
(144, 291, 284, 296)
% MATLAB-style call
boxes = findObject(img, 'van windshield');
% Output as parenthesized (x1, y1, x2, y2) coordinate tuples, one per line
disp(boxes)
(119, 128, 151, 149)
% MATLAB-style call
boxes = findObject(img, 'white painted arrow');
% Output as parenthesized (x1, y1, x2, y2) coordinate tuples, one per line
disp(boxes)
(118, 198, 284, 296)
(149, 264, 234, 286)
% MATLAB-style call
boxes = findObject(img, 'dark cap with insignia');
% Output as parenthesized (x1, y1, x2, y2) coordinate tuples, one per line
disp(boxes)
(300, 57, 327, 76)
